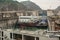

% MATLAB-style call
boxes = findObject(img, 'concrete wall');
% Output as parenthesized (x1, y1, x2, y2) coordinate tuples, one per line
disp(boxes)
(0, 21, 7, 28)
(47, 10, 54, 16)
(16, 11, 39, 16)
(7, 19, 17, 27)
(0, 19, 17, 29)
(57, 11, 60, 15)
(39, 36, 59, 40)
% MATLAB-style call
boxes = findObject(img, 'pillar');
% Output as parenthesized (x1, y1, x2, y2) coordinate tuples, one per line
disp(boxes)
(35, 37, 36, 40)
(48, 20, 52, 31)
(22, 34, 24, 40)
(51, 22, 55, 31)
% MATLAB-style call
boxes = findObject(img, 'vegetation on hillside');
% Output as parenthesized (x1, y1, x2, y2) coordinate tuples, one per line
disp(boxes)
(21, 1, 42, 11)
(0, 0, 27, 11)
(55, 6, 60, 11)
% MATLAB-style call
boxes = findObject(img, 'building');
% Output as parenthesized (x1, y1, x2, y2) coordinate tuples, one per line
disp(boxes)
(47, 10, 60, 31)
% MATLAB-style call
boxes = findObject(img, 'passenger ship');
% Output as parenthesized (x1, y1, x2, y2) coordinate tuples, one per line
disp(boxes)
(15, 16, 48, 29)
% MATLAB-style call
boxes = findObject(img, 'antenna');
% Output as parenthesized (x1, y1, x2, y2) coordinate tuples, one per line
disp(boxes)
(49, 0, 51, 9)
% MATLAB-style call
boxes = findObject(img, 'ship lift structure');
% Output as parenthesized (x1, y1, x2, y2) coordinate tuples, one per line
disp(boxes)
(0, 11, 60, 40)
(0, 11, 48, 30)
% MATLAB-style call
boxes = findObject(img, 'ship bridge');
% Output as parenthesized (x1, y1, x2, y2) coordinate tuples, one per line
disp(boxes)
(19, 16, 41, 23)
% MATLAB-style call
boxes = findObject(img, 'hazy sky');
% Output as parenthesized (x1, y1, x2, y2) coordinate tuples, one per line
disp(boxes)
(16, 0, 60, 10)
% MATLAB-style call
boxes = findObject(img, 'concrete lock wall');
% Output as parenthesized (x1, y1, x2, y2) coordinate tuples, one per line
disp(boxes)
(39, 36, 59, 40)
(0, 19, 17, 29)
(4, 31, 11, 40)
(0, 21, 7, 28)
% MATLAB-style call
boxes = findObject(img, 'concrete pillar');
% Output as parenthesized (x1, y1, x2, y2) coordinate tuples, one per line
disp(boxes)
(26, 12, 28, 16)
(51, 22, 55, 31)
(34, 37, 36, 40)
(20, 12, 23, 16)
(36, 11, 39, 16)
(16, 13, 21, 16)
(47, 10, 54, 16)
(48, 20, 52, 31)
(32, 11, 37, 16)
(22, 34, 24, 40)
(12, 32, 13, 40)
(48, 20, 55, 31)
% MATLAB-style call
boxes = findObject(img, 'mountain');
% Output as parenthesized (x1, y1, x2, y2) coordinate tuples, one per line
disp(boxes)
(55, 6, 60, 11)
(0, 1, 42, 12)
(20, 1, 42, 12)
(0, 1, 27, 11)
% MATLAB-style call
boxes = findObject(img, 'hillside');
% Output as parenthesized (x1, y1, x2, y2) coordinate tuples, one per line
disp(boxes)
(55, 6, 60, 11)
(20, 1, 42, 11)
(0, 0, 27, 11)
(0, 0, 42, 12)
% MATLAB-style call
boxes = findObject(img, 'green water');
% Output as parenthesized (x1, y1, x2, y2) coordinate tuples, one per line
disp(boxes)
(13, 26, 48, 31)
